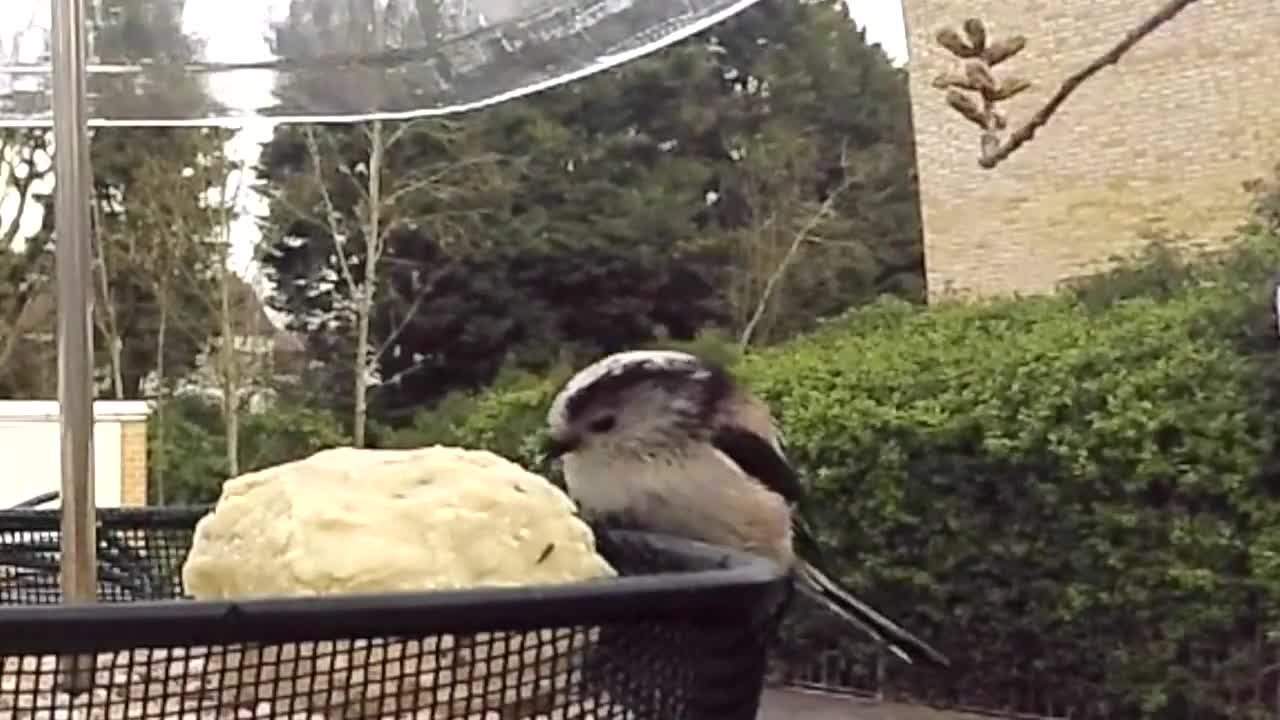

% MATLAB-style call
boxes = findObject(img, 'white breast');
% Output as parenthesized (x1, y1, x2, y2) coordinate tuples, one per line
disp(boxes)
(562, 444, 795, 567)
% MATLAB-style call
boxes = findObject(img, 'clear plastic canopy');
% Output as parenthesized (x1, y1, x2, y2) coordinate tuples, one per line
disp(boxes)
(0, 0, 760, 127)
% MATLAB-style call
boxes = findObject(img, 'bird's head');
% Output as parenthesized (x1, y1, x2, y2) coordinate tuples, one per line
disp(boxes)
(544, 350, 734, 460)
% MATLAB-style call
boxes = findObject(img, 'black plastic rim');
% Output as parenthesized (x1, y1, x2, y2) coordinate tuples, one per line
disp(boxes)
(0, 508, 789, 655)
(0, 505, 207, 528)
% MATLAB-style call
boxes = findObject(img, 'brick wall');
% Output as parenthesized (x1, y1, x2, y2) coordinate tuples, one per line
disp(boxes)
(119, 420, 147, 506)
(900, 0, 1280, 299)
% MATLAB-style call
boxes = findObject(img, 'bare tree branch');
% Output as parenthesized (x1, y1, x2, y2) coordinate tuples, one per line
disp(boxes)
(303, 127, 360, 298)
(371, 263, 452, 362)
(90, 193, 126, 398)
(262, 186, 330, 238)
(335, 161, 373, 209)
(980, 0, 1202, 168)
(381, 115, 445, 151)
(380, 155, 501, 209)
(284, 117, 506, 445)
(0, 289, 50, 376)
(0, 131, 54, 385)
(737, 178, 853, 351)
(382, 121, 415, 153)
(350, 119, 386, 447)
(369, 354, 432, 391)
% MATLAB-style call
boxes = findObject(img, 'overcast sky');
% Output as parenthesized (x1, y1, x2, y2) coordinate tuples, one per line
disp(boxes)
(849, 0, 908, 64)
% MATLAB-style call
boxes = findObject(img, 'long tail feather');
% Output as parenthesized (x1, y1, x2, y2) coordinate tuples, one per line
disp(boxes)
(794, 560, 950, 668)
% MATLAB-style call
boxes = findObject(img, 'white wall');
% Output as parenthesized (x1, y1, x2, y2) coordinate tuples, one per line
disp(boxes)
(0, 400, 151, 509)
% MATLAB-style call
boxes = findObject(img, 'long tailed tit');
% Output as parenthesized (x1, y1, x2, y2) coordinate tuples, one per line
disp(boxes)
(543, 349, 949, 668)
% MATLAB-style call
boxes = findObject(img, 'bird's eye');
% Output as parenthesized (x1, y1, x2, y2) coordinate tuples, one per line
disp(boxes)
(588, 416, 616, 433)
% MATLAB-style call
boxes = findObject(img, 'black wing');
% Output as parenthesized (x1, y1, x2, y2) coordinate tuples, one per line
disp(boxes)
(711, 424, 844, 572)
(710, 424, 806, 504)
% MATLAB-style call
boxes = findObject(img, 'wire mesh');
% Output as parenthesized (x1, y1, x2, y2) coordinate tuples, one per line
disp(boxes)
(0, 506, 787, 719)
(0, 507, 199, 604)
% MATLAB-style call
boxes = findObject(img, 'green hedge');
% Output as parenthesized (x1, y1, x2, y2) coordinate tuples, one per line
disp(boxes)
(752, 293, 1276, 712)
(150, 233, 1280, 717)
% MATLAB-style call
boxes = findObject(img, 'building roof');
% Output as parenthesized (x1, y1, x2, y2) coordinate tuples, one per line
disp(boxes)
(0, 399, 152, 422)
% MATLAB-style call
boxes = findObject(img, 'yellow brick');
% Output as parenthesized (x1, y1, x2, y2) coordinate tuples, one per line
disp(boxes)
(901, 0, 1280, 299)
(119, 421, 148, 506)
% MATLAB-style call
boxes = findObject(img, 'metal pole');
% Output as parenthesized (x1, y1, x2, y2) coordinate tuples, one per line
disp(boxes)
(50, 0, 97, 694)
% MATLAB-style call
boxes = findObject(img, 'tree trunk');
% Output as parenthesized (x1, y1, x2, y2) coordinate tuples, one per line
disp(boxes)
(90, 201, 126, 398)
(353, 292, 371, 448)
(738, 183, 849, 351)
(352, 119, 384, 449)
(96, 269, 125, 398)
(219, 262, 240, 477)
(225, 376, 239, 477)
(153, 300, 167, 503)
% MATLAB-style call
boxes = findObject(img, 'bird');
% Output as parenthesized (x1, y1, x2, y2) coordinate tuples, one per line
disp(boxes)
(543, 349, 950, 669)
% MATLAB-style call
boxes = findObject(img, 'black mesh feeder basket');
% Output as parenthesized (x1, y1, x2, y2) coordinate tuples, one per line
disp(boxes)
(0, 504, 789, 719)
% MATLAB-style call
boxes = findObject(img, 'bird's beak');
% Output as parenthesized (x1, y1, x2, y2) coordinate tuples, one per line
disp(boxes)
(542, 432, 580, 460)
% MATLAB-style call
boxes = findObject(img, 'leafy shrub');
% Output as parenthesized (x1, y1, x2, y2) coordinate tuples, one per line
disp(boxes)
(1063, 231, 1280, 315)
(147, 396, 227, 505)
(148, 396, 349, 504)
(1061, 235, 1210, 310)
(1246, 161, 1280, 235)
(375, 361, 562, 484)
(741, 287, 1277, 717)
